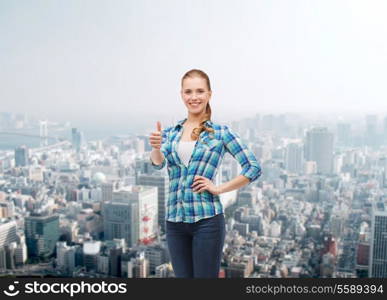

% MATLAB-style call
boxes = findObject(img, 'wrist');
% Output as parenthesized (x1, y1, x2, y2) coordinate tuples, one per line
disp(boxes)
(216, 185, 223, 195)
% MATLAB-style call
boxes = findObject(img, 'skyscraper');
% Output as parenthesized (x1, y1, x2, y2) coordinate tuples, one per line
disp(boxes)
(369, 202, 387, 277)
(56, 241, 78, 275)
(25, 214, 60, 258)
(101, 182, 114, 203)
(285, 143, 304, 174)
(304, 128, 334, 174)
(71, 128, 84, 152)
(383, 115, 387, 145)
(83, 241, 101, 271)
(383, 158, 387, 188)
(365, 115, 378, 148)
(337, 123, 351, 147)
(0, 220, 18, 248)
(136, 174, 168, 233)
(102, 186, 158, 247)
(15, 145, 29, 167)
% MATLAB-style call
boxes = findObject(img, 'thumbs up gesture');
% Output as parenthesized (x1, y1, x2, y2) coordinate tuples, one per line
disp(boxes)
(149, 121, 163, 150)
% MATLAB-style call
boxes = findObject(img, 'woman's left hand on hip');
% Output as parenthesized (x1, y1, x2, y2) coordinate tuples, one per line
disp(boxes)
(191, 175, 220, 195)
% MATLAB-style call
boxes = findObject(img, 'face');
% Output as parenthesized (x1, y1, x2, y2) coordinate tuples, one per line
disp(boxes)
(181, 76, 212, 115)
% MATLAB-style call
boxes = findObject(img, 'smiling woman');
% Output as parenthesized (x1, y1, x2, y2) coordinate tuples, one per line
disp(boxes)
(148, 69, 262, 278)
(180, 69, 215, 142)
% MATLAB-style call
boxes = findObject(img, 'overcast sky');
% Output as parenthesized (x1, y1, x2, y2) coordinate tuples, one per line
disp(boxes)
(1, 0, 386, 133)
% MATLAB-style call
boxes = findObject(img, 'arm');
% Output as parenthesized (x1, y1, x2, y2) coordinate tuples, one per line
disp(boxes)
(150, 127, 169, 170)
(216, 174, 250, 195)
(218, 125, 262, 193)
(191, 125, 262, 195)
(150, 149, 165, 169)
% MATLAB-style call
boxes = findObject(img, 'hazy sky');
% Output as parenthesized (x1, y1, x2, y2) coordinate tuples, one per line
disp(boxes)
(1, 0, 387, 132)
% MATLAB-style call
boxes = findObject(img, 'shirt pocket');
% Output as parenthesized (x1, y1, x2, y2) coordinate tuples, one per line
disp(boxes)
(199, 138, 222, 150)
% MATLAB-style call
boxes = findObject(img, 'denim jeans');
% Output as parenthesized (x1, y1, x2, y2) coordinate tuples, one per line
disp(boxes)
(166, 213, 226, 278)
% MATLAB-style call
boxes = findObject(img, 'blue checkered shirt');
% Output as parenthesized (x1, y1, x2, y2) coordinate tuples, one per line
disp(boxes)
(151, 118, 262, 223)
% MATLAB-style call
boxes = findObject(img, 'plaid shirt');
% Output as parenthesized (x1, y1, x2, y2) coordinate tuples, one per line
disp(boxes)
(151, 118, 262, 223)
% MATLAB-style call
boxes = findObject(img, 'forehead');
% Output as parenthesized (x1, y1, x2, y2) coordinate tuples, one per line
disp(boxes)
(182, 76, 208, 90)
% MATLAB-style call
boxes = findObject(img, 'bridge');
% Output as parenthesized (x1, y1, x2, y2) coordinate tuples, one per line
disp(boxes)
(0, 131, 67, 141)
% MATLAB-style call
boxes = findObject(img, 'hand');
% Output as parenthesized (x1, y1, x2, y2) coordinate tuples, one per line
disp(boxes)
(149, 121, 163, 150)
(191, 175, 221, 195)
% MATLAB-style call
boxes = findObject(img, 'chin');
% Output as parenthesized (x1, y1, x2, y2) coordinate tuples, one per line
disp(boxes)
(189, 109, 205, 114)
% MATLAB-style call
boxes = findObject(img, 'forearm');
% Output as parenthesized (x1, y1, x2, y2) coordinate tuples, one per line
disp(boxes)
(150, 149, 164, 165)
(216, 175, 250, 195)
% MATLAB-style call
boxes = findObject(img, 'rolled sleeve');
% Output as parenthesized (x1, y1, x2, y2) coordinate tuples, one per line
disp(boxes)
(222, 125, 262, 184)
(150, 127, 169, 170)
(150, 156, 166, 170)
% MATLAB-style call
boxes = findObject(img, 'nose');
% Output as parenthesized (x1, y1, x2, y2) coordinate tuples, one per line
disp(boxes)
(191, 92, 202, 100)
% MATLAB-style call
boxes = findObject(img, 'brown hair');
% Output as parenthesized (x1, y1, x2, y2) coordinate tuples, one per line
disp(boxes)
(181, 69, 215, 140)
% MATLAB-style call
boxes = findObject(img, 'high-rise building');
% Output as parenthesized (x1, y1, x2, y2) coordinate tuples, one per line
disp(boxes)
(224, 256, 254, 278)
(136, 174, 168, 233)
(0, 201, 14, 218)
(71, 128, 77, 145)
(365, 115, 378, 148)
(71, 128, 84, 152)
(383, 158, 387, 188)
(0, 247, 5, 269)
(125, 251, 149, 278)
(14, 235, 28, 266)
(102, 190, 136, 248)
(304, 128, 334, 174)
(15, 145, 29, 167)
(97, 254, 109, 275)
(102, 186, 158, 247)
(0, 220, 26, 268)
(83, 241, 101, 271)
(261, 114, 275, 132)
(337, 123, 351, 147)
(0, 220, 18, 248)
(144, 245, 169, 275)
(56, 242, 78, 275)
(25, 214, 60, 258)
(135, 158, 160, 175)
(285, 143, 304, 174)
(109, 246, 123, 277)
(369, 202, 387, 277)
(383, 116, 387, 145)
(238, 190, 256, 208)
(134, 138, 145, 153)
(101, 182, 114, 203)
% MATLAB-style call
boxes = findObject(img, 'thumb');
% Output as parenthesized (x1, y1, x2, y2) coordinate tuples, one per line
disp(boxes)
(156, 121, 162, 132)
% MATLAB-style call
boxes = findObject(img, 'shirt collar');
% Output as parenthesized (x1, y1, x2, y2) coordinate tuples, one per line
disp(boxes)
(174, 118, 213, 129)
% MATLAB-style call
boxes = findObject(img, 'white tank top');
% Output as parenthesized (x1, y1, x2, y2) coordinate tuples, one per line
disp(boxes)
(177, 140, 196, 167)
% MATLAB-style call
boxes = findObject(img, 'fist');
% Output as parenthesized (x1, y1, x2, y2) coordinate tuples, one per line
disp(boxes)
(149, 121, 163, 150)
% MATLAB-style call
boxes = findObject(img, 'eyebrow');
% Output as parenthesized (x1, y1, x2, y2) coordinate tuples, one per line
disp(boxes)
(183, 88, 206, 91)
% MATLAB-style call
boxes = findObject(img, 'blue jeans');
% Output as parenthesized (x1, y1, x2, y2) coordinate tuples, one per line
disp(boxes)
(166, 213, 226, 278)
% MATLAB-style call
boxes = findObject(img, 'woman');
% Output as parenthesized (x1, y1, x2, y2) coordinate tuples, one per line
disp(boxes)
(149, 69, 262, 278)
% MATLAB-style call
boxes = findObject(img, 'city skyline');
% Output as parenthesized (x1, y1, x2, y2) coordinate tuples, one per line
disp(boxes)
(1, 107, 387, 278)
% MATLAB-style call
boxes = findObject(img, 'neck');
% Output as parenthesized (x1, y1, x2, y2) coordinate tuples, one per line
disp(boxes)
(186, 111, 206, 126)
